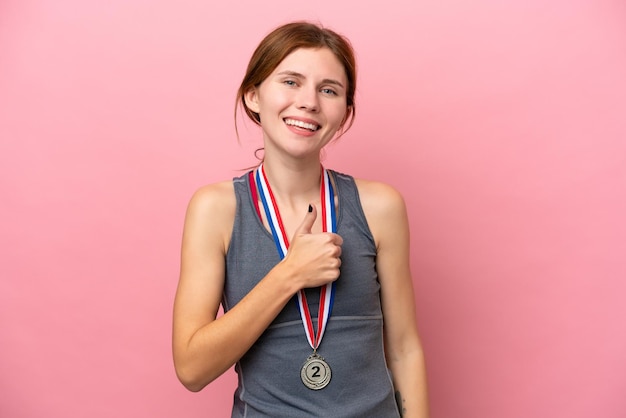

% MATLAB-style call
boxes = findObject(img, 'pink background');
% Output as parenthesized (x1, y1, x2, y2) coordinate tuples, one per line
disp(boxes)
(1, 0, 625, 417)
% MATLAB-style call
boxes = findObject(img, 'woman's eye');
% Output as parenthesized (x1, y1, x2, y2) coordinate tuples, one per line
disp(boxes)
(321, 88, 337, 96)
(284, 80, 297, 86)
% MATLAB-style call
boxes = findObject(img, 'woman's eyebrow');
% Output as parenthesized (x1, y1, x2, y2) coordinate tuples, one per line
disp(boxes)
(276, 70, 345, 89)
(277, 70, 304, 78)
(321, 78, 345, 89)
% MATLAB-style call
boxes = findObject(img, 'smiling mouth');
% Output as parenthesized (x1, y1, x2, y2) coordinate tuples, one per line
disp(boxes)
(284, 118, 321, 132)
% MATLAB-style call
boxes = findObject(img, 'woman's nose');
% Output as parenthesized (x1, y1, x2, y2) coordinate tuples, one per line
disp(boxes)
(296, 87, 319, 112)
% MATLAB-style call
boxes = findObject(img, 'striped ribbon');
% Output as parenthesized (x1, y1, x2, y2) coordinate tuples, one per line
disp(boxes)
(255, 163, 337, 350)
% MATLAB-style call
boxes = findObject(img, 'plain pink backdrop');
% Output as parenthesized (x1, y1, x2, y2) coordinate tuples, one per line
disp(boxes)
(1, 0, 625, 417)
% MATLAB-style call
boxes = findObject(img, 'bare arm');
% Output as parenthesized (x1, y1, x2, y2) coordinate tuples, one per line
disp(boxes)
(358, 180, 429, 418)
(172, 184, 342, 392)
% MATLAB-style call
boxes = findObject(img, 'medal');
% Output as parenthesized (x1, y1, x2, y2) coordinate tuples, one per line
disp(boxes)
(255, 164, 337, 390)
(301, 352, 332, 390)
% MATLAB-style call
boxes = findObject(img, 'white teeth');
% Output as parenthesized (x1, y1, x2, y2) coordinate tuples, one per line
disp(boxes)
(284, 118, 319, 131)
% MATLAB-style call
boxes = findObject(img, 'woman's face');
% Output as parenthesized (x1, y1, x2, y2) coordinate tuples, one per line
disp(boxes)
(245, 47, 349, 160)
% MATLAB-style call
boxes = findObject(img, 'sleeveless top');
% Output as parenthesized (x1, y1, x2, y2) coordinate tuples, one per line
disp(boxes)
(224, 170, 400, 418)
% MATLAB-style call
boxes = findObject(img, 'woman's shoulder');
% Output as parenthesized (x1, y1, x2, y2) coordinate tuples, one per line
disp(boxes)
(185, 180, 237, 227)
(352, 177, 407, 215)
(351, 177, 410, 249)
(189, 179, 236, 206)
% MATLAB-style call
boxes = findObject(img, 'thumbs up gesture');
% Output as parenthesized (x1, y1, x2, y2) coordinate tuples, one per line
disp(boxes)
(282, 204, 343, 289)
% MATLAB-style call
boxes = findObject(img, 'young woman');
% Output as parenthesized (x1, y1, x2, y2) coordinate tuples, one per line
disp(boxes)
(173, 22, 429, 417)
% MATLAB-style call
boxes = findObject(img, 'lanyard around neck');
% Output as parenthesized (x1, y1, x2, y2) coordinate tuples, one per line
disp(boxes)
(254, 164, 337, 350)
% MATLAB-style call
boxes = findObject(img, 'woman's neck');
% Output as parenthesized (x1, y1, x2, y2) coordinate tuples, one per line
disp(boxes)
(260, 155, 322, 208)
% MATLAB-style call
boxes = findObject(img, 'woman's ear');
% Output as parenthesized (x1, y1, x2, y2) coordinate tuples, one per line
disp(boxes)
(244, 87, 260, 114)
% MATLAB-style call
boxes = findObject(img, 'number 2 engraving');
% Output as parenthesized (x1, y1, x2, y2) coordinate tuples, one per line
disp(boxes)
(301, 355, 331, 389)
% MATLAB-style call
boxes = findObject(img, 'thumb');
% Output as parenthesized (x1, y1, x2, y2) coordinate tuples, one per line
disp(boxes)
(295, 204, 317, 235)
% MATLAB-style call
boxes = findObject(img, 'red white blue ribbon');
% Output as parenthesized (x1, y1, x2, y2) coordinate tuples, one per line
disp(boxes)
(255, 164, 337, 351)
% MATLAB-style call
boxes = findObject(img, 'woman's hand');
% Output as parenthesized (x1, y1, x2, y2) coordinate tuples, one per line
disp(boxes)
(281, 204, 343, 289)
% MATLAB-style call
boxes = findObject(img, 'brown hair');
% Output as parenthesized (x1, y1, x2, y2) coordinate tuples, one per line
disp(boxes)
(235, 21, 357, 138)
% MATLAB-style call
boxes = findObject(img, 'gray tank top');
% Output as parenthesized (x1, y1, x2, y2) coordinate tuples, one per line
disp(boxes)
(224, 170, 400, 418)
